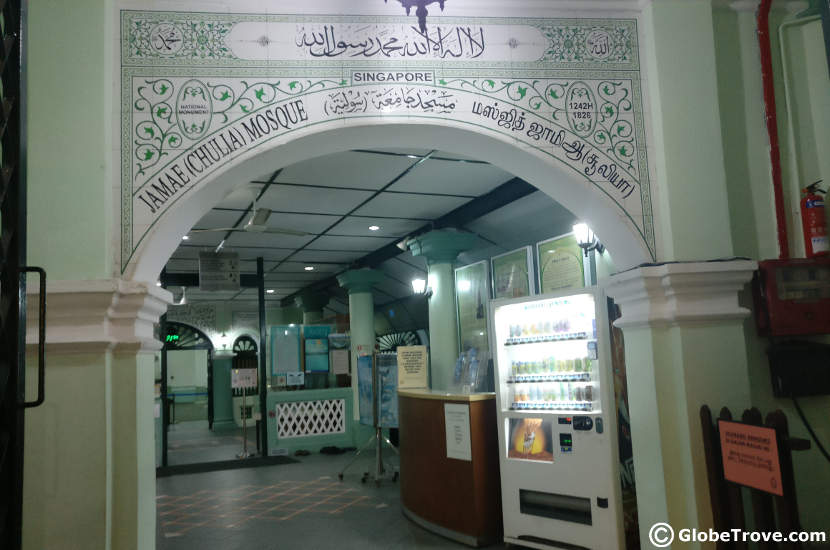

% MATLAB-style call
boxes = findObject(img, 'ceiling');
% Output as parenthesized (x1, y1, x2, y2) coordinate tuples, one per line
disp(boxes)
(161, 147, 578, 315)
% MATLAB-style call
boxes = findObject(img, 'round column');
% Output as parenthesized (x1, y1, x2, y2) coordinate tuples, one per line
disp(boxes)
(295, 291, 329, 325)
(337, 269, 385, 419)
(407, 229, 478, 391)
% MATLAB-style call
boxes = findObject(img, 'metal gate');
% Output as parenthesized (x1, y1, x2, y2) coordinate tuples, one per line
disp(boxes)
(0, 2, 45, 549)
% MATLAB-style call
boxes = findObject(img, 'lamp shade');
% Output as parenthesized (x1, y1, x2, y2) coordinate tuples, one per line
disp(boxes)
(411, 278, 427, 294)
(573, 223, 594, 247)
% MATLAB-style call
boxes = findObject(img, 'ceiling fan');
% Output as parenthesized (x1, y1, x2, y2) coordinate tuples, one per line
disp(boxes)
(190, 204, 310, 237)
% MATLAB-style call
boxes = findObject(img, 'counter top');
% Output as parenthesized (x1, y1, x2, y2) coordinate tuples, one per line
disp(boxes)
(398, 388, 496, 402)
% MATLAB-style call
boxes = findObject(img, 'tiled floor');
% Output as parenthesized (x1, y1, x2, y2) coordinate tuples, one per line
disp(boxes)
(167, 420, 258, 465)
(156, 451, 510, 550)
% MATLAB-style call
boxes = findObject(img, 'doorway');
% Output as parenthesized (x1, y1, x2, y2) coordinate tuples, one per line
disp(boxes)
(159, 321, 260, 467)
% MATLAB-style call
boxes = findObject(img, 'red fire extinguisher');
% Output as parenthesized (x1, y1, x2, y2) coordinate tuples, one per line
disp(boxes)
(800, 180, 828, 258)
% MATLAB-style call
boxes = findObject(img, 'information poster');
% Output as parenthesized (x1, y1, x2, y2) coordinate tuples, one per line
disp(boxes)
(231, 368, 258, 389)
(718, 420, 783, 496)
(537, 233, 585, 293)
(357, 355, 374, 426)
(444, 403, 472, 461)
(492, 246, 534, 299)
(198, 251, 240, 291)
(454, 261, 489, 356)
(397, 345, 428, 388)
(330, 349, 350, 375)
(377, 354, 399, 429)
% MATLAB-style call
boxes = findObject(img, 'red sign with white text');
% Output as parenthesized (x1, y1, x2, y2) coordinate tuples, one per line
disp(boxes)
(718, 420, 783, 496)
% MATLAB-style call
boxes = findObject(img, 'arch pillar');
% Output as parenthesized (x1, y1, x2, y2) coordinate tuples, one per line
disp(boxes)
(604, 259, 757, 547)
(295, 291, 330, 325)
(337, 269, 385, 420)
(23, 279, 170, 550)
(407, 229, 478, 391)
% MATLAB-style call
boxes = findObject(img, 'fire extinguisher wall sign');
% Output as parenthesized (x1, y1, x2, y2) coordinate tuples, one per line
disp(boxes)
(801, 180, 829, 257)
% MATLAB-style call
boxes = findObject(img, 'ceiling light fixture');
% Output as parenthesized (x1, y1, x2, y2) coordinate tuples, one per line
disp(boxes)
(155, 281, 162, 287)
(266, 289, 275, 294)
(304, 266, 315, 271)
(369, 225, 381, 231)
(182, 235, 190, 241)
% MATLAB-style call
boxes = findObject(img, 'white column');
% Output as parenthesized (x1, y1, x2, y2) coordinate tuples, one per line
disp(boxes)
(604, 260, 757, 547)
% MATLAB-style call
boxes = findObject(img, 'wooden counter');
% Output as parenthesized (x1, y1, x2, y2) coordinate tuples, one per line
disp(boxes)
(398, 389, 502, 547)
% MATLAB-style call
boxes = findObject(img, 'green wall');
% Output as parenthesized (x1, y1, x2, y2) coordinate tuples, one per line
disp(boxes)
(714, 6, 830, 534)
(27, 0, 112, 280)
(212, 356, 234, 426)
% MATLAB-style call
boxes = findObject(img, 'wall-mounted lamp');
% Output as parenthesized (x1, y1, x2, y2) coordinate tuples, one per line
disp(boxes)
(411, 278, 432, 298)
(573, 223, 604, 257)
(219, 332, 229, 350)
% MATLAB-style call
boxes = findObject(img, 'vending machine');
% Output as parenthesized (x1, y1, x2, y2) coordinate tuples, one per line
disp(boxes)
(490, 288, 623, 550)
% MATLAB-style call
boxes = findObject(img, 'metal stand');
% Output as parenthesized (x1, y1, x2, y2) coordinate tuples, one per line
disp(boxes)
(338, 353, 398, 486)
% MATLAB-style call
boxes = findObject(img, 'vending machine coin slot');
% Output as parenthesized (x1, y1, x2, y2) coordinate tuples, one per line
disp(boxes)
(558, 417, 572, 425)
(573, 416, 593, 431)
(595, 418, 604, 434)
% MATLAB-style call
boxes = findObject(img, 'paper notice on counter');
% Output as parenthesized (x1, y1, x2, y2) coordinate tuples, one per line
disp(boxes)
(397, 345, 428, 388)
(444, 403, 472, 461)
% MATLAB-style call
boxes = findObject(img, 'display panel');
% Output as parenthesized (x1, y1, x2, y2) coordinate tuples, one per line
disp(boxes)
(495, 293, 598, 413)
(507, 418, 554, 462)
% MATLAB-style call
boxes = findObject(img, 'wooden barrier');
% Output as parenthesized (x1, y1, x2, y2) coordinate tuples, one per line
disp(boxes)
(700, 405, 811, 549)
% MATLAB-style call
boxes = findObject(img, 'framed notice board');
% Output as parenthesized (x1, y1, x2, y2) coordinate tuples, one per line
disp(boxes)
(454, 261, 490, 355)
(491, 246, 535, 299)
(536, 233, 585, 293)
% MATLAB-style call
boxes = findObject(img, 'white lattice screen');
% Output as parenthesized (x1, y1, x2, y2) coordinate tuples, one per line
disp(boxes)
(276, 398, 346, 438)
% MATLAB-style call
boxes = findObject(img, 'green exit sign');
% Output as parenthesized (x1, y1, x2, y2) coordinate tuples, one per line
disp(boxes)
(165, 334, 180, 343)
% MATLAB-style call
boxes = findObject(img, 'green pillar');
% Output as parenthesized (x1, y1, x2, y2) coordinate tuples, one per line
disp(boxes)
(295, 291, 329, 325)
(408, 229, 478, 391)
(337, 269, 385, 419)
(642, 0, 735, 260)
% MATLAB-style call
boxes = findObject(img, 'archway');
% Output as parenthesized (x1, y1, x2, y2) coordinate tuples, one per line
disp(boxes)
(129, 122, 653, 284)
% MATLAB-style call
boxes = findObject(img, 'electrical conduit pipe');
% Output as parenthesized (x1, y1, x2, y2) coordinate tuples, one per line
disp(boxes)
(758, 0, 791, 259)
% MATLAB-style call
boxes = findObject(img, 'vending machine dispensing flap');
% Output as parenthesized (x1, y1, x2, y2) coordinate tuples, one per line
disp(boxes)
(753, 258, 830, 336)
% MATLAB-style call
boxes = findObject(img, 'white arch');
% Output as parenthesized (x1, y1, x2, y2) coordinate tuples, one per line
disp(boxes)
(128, 121, 651, 282)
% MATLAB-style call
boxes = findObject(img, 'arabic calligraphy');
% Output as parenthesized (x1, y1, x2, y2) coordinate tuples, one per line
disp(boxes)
(296, 24, 485, 59)
(324, 87, 457, 116)
(586, 30, 612, 60)
(150, 23, 184, 55)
